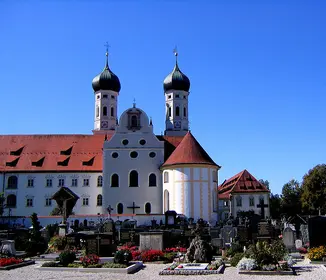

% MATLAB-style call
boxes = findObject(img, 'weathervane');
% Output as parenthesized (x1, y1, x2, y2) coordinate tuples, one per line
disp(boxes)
(104, 42, 110, 68)
(173, 46, 178, 64)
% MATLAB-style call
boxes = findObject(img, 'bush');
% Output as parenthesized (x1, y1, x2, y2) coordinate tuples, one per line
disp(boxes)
(47, 235, 66, 252)
(207, 259, 224, 270)
(226, 243, 243, 257)
(131, 250, 141, 261)
(114, 250, 132, 264)
(230, 252, 244, 267)
(102, 262, 127, 268)
(308, 246, 326, 261)
(67, 263, 82, 268)
(59, 250, 76, 266)
(41, 261, 59, 267)
(80, 254, 100, 267)
(141, 250, 164, 262)
(163, 252, 176, 263)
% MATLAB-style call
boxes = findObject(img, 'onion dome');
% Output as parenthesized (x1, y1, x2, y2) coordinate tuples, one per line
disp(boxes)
(163, 50, 190, 92)
(92, 50, 121, 92)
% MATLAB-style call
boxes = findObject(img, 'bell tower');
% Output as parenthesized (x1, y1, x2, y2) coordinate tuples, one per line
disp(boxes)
(163, 49, 190, 136)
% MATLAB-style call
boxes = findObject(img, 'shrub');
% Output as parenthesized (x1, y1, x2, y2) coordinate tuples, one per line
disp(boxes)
(308, 246, 326, 261)
(102, 262, 127, 268)
(114, 250, 132, 264)
(59, 250, 76, 266)
(131, 250, 141, 261)
(41, 261, 59, 267)
(237, 257, 257, 271)
(87, 264, 102, 268)
(230, 252, 244, 267)
(207, 259, 224, 270)
(163, 252, 176, 263)
(141, 249, 164, 262)
(80, 254, 100, 267)
(67, 263, 82, 268)
(226, 243, 243, 257)
(47, 235, 66, 252)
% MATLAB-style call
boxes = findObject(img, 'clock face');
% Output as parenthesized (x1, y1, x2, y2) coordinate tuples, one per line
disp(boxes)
(174, 121, 181, 129)
(101, 121, 108, 128)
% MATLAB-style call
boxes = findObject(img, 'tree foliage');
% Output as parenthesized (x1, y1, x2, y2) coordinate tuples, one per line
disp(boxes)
(269, 193, 282, 219)
(259, 179, 270, 190)
(281, 179, 302, 218)
(301, 164, 326, 214)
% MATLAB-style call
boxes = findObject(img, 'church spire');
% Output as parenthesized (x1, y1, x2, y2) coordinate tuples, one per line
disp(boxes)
(104, 42, 110, 69)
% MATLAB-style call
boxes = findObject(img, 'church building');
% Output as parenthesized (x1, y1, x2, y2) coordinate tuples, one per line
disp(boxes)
(0, 48, 269, 225)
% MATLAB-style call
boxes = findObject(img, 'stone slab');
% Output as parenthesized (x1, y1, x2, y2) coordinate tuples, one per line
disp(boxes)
(175, 263, 208, 270)
(238, 268, 296, 275)
(37, 261, 143, 274)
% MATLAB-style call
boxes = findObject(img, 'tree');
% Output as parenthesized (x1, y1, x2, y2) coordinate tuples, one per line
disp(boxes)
(301, 164, 326, 215)
(281, 179, 302, 218)
(259, 179, 270, 190)
(269, 193, 282, 219)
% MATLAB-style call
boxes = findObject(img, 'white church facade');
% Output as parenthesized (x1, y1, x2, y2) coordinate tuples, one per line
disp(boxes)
(0, 49, 269, 226)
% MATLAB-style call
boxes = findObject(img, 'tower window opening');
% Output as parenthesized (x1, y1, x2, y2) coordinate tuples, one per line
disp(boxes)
(176, 106, 180, 116)
(103, 94, 108, 98)
(131, 115, 138, 127)
(183, 107, 187, 117)
(96, 106, 99, 118)
(103, 106, 108, 116)
(168, 107, 171, 117)
(111, 107, 114, 117)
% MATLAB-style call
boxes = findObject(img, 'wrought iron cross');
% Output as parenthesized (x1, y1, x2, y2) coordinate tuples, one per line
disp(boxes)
(127, 202, 140, 214)
(257, 199, 268, 219)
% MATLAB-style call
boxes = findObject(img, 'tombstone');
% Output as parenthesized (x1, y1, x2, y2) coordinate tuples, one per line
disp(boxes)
(0, 240, 16, 256)
(283, 227, 295, 251)
(74, 219, 79, 229)
(295, 239, 303, 250)
(220, 225, 237, 245)
(115, 220, 122, 231)
(139, 232, 164, 251)
(103, 220, 114, 234)
(211, 238, 223, 248)
(83, 219, 88, 228)
(165, 210, 177, 227)
(151, 219, 157, 228)
(308, 216, 326, 248)
(300, 224, 309, 245)
(237, 226, 249, 243)
(209, 227, 220, 239)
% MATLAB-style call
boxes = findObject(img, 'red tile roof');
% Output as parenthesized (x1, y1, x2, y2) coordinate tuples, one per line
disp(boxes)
(0, 134, 185, 172)
(218, 169, 269, 199)
(0, 134, 107, 172)
(161, 131, 219, 168)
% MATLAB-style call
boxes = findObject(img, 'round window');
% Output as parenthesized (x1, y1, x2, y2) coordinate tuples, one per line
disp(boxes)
(139, 139, 146, 145)
(112, 152, 119, 158)
(122, 139, 129, 145)
(130, 151, 138, 158)
(149, 152, 156, 158)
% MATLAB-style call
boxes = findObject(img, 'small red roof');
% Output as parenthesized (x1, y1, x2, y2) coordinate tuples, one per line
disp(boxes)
(162, 131, 219, 168)
(218, 169, 269, 199)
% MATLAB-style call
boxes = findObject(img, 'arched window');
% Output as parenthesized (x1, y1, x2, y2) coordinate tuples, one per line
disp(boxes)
(164, 190, 169, 212)
(176, 106, 180, 116)
(96, 106, 99, 118)
(168, 107, 171, 117)
(97, 194, 102, 206)
(111, 107, 114, 117)
(97, 175, 103, 187)
(117, 203, 123, 214)
(7, 194, 17, 207)
(236, 196, 242, 207)
(183, 107, 187, 117)
(149, 173, 156, 187)
(129, 170, 138, 187)
(7, 176, 18, 189)
(164, 172, 169, 183)
(111, 174, 119, 187)
(131, 115, 138, 127)
(145, 202, 151, 214)
(103, 106, 107, 116)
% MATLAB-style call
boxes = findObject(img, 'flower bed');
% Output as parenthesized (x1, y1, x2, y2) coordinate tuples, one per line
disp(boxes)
(308, 246, 326, 263)
(0, 258, 35, 270)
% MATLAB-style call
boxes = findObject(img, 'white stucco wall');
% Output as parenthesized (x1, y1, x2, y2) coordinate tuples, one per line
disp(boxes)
(162, 166, 219, 223)
(102, 107, 165, 216)
(1, 172, 103, 217)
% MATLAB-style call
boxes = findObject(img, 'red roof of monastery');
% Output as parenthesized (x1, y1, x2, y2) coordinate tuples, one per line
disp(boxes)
(0, 134, 184, 172)
(218, 169, 270, 199)
(162, 131, 219, 168)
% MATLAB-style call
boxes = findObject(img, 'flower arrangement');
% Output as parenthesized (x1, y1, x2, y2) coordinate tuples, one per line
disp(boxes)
(0, 257, 23, 267)
(80, 254, 100, 267)
(298, 247, 308, 254)
(141, 249, 164, 262)
(308, 246, 326, 261)
(164, 247, 187, 253)
(237, 257, 258, 271)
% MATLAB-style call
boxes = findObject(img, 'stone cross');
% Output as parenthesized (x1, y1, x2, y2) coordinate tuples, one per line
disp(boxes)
(127, 202, 140, 214)
(257, 199, 268, 219)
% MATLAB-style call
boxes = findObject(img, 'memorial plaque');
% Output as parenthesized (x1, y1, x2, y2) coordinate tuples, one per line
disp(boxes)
(87, 239, 97, 255)
(258, 221, 272, 237)
(139, 232, 164, 251)
(101, 239, 111, 245)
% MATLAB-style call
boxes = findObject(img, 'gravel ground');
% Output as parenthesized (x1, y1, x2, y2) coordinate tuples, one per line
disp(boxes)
(0, 259, 324, 280)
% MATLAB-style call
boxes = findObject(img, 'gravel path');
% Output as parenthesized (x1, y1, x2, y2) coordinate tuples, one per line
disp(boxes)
(0, 260, 324, 280)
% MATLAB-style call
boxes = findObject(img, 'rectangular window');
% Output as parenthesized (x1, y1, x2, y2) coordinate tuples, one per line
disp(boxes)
(45, 198, 52, 206)
(249, 197, 255, 207)
(223, 201, 229, 207)
(103, 94, 108, 98)
(236, 198, 242, 207)
(27, 179, 34, 187)
(83, 179, 89, 186)
(175, 94, 179, 98)
(212, 170, 217, 182)
(58, 179, 65, 187)
(72, 178, 78, 187)
(82, 198, 89, 206)
(26, 198, 33, 207)
(164, 172, 169, 183)
(46, 179, 52, 187)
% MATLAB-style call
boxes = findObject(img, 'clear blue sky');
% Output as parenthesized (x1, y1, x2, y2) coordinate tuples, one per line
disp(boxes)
(0, 1, 325, 194)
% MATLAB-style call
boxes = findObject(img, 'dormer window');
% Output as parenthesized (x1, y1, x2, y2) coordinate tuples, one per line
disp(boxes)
(127, 109, 142, 131)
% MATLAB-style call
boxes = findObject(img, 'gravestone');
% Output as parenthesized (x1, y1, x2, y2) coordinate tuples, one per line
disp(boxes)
(139, 232, 164, 251)
(295, 239, 303, 250)
(103, 220, 114, 233)
(220, 225, 237, 244)
(0, 240, 16, 256)
(211, 238, 223, 248)
(308, 216, 326, 248)
(165, 210, 177, 227)
(209, 227, 220, 239)
(283, 227, 295, 251)
(300, 224, 309, 245)
(237, 226, 249, 243)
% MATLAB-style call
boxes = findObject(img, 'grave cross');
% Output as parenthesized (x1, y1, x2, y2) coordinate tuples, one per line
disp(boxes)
(257, 199, 268, 219)
(127, 202, 140, 214)
(107, 205, 114, 218)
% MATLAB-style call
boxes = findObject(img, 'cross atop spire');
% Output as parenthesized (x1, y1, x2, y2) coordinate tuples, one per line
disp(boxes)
(104, 42, 110, 68)
(133, 98, 136, 108)
(173, 46, 178, 65)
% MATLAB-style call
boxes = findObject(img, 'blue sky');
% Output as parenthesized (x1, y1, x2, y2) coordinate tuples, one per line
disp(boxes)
(0, 1, 325, 194)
